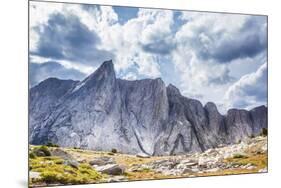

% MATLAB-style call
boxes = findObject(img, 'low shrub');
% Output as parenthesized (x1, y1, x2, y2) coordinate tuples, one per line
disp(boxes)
(29, 152, 36, 159)
(233, 153, 248, 159)
(139, 167, 151, 173)
(46, 142, 59, 147)
(249, 134, 255, 139)
(36, 146, 51, 156)
(111, 148, 117, 153)
(260, 128, 268, 137)
(30, 157, 102, 185)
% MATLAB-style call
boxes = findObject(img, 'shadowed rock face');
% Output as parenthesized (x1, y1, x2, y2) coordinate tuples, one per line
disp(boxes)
(29, 60, 268, 156)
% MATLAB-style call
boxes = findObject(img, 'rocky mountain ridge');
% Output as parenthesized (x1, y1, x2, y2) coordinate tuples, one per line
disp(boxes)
(29, 60, 267, 156)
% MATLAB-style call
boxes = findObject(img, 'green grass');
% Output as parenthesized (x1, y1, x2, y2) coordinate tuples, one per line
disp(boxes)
(233, 153, 248, 159)
(31, 145, 51, 157)
(137, 167, 152, 173)
(225, 153, 267, 168)
(29, 155, 102, 185)
(46, 142, 59, 147)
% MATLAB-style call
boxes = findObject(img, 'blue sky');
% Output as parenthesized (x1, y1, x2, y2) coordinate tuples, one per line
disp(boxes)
(29, 1, 267, 113)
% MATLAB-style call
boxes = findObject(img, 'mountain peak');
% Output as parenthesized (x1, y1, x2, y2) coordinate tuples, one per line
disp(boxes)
(95, 59, 115, 76)
(167, 84, 181, 96)
(84, 60, 116, 82)
(100, 59, 114, 70)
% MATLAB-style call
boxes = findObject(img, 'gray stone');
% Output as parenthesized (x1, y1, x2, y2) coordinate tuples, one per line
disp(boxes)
(34, 150, 45, 157)
(50, 148, 73, 160)
(136, 153, 151, 158)
(65, 159, 79, 169)
(30, 171, 41, 179)
(95, 164, 125, 175)
(258, 168, 267, 173)
(107, 176, 127, 182)
(89, 157, 115, 166)
(29, 60, 268, 156)
(205, 167, 220, 173)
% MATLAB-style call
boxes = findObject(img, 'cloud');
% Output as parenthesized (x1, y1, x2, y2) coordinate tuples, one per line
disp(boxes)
(208, 68, 235, 85)
(176, 13, 267, 63)
(29, 2, 268, 113)
(224, 63, 267, 109)
(29, 61, 86, 86)
(138, 9, 175, 55)
(141, 37, 176, 55)
(31, 12, 113, 65)
(91, 8, 175, 78)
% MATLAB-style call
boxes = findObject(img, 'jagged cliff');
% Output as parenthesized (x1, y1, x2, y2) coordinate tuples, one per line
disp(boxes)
(29, 60, 267, 156)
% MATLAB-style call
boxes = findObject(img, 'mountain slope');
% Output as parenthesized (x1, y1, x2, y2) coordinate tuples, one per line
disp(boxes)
(29, 60, 267, 156)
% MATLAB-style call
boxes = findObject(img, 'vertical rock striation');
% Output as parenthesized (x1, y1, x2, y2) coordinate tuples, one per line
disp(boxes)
(29, 60, 268, 156)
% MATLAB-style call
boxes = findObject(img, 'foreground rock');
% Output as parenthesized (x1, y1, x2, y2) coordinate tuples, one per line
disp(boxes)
(129, 136, 267, 176)
(89, 156, 116, 166)
(29, 136, 267, 187)
(51, 148, 74, 160)
(30, 171, 41, 179)
(136, 153, 151, 158)
(95, 164, 125, 175)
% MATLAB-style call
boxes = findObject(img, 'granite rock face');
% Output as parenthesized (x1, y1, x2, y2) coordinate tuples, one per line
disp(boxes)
(29, 60, 267, 156)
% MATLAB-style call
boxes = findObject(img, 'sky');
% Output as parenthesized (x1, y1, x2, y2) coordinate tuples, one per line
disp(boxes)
(29, 1, 268, 114)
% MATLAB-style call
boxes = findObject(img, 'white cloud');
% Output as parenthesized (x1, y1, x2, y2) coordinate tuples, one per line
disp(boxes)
(30, 55, 95, 75)
(176, 12, 266, 63)
(224, 63, 267, 110)
(29, 2, 267, 113)
(169, 12, 267, 113)
(92, 8, 174, 78)
(29, 1, 63, 52)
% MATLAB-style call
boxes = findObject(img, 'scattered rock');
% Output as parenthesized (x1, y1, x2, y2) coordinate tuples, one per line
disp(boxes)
(65, 159, 79, 169)
(34, 150, 46, 157)
(30, 171, 41, 179)
(95, 164, 125, 175)
(78, 159, 87, 163)
(89, 156, 115, 166)
(32, 146, 51, 157)
(246, 165, 256, 170)
(182, 161, 198, 167)
(182, 168, 194, 174)
(107, 176, 127, 182)
(258, 168, 267, 173)
(205, 167, 220, 173)
(50, 148, 74, 160)
(136, 153, 151, 158)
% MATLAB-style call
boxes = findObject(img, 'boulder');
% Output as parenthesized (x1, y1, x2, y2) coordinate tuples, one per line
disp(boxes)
(65, 159, 79, 169)
(107, 176, 127, 182)
(95, 164, 125, 175)
(89, 156, 115, 166)
(34, 150, 46, 157)
(30, 171, 41, 179)
(258, 168, 267, 173)
(136, 153, 151, 158)
(50, 148, 74, 160)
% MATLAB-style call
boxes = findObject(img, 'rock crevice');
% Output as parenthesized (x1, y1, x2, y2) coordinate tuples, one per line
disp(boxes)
(29, 60, 268, 156)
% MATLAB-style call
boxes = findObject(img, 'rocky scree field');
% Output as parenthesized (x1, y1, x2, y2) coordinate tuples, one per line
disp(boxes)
(29, 135, 267, 187)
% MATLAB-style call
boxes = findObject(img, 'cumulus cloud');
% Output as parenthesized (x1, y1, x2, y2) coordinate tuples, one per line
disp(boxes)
(31, 12, 113, 65)
(169, 12, 267, 112)
(176, 12, 267, 63)
(29, 62, 86, 87)
(224, 63, 267, 109)
(29, 2, 268, 112)
(90, 8, 175, 78)
(138, 9, 176, 55)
